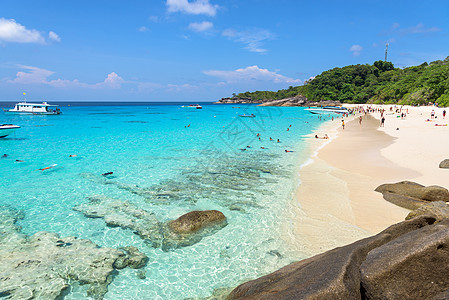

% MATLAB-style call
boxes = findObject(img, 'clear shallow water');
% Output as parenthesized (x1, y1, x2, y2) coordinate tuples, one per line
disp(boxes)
(0, 102, 324, 299)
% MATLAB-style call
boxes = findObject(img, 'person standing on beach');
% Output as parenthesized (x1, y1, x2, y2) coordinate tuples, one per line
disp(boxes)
(341, 119, 345, 130)
(359, 116, 362, 126)
(443, 110, 446, 119)
(380, 117, 385, 127)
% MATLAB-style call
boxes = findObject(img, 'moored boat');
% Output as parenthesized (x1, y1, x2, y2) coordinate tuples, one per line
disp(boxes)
(304, 106, 349, 115)
(181, 104, 202, 109)
(0, 124, 20, 138)
(238, 113, 256, 117)
(4, 102, 61, 115)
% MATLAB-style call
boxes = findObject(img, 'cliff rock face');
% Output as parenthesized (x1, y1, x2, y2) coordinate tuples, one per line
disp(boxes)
(228, 214, 449, 300)
(215, 95, 343, 107)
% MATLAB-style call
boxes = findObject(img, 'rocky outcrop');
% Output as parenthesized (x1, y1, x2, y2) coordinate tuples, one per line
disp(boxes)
(439, 159, 449, 169)
(215, 97, 260, 104)
(360, 219, 449, 299)
(228, 215, 437, 299)
(215, 95, 343, 107)
(74, 196, 227, 251)
(406, 201, 449, 220)
(257, 95, 308, 107)
(375, 181, 449, 209)
(0, 206, 148, 300)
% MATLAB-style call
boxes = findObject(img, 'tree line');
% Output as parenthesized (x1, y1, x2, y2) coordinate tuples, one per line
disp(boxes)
(233, 57, 449, 106)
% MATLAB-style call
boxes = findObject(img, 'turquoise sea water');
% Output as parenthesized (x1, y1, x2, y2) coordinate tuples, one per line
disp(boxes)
(0, 102, 325, 299)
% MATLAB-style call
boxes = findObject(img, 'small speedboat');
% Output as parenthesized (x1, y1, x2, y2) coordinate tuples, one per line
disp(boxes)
(238, 113, 256, 117)
(304, 106, 349, 115)
(181, 104, 202, 109)
(0, 124, 20, 138)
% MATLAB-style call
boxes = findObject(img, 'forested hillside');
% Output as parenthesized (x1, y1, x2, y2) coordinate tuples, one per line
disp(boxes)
(233, 58, 449, 106)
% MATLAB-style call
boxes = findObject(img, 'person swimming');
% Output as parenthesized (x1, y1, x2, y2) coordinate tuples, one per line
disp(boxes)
(38, 164, 57, 171)
(285, 150, 294, 152)
(277, 139, 280, 143)
(69, 155, 77, 157)
(102, 171, 113, 176)
(1, 154, 7, 158)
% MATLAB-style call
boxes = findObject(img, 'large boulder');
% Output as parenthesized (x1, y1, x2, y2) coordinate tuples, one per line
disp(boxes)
(406, 201, 449, 221)
(227, 216, 436, 300)
(439, 159, 449, 169)
(375, 181, 449, 209)
(361, 219, 449, 299)
(168, 210, 227, 234)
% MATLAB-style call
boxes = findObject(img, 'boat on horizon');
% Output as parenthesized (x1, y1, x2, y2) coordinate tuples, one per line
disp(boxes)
(0, 124, 20, 138)
(181, 104, 202, 109)
(4, 102, 61, 115)
(304, 106, 349, 115)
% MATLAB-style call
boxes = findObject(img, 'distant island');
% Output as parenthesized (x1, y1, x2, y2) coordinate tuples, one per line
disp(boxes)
(215, 57, 449, 107)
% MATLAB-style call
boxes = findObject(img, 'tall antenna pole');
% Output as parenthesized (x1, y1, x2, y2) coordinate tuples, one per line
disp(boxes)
(385, 43, 389, 62)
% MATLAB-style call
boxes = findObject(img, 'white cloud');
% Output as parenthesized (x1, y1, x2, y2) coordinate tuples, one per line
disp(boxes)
(8, 65, 54, 84)
(188, 21, 213, 32)
(387, 22, 441, 35)
(0, 18, 45, 44)
(138, 26, 149, 32)
(101, 72, 124, 89)
(166, 0, 218, 16)
(7, 65, 124, 89)
(349, 44, 363, 56)
(203, 65, 301, 84)
(222, 28, 273, 53)
(48, 31, 61, 42)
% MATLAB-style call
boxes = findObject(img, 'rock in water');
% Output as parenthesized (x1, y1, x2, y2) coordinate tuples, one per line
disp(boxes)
(439, 159, 449, 169)
(361, 220, 449, 299)
(74, 197, 227, 251)
(0, 206, 148, 300)
(161, 210, 228, 251)
(168, 210, 227, 234)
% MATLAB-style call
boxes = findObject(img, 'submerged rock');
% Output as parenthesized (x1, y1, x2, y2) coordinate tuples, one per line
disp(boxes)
(73, 195, 164, 247)
(74, 196, 227, 251)
(82, 153, 287, 213)
(375, 181, 449, 209)
(0, 206, 147, 300)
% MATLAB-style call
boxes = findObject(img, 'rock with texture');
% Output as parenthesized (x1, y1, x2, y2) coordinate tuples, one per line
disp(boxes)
(228, 215, 436, 299)
(0, 206, 147, 300)
(361, 219, 449, 299)
(439, 159, 449, 169)
(168, 210, 226, 234)
(406, 201, 449, 221)
(375, 181, 449, 209)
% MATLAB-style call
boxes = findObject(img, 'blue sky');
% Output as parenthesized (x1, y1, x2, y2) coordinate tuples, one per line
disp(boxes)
(0, 0, 448, 101)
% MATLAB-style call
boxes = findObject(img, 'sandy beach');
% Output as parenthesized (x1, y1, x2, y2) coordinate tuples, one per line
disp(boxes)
(288, 105, 449, 256)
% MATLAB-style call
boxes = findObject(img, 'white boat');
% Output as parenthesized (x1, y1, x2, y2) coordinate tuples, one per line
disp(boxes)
(4, 102, 61, 115)
(181, 104, 202, 109)
(0, 124, 20, 138)
(304, 106, 349, 115)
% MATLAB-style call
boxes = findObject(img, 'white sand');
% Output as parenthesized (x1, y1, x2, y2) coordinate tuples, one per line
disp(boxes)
(286, 105, 449, 256)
